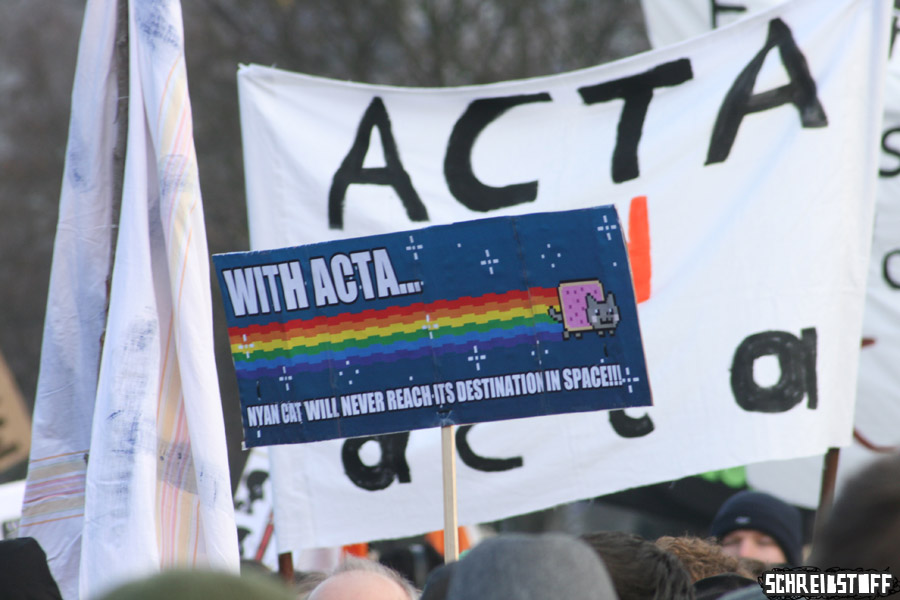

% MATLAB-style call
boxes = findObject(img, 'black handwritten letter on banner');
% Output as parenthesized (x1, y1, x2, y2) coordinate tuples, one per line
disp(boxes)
(342, 433, 412, 491)
(608, 409, 655, 438)
(706, 19, 827, 165)
(578, 59, 693, 184)
(881, 126, 900, 178)
(456, 424, 524, 472)
(731, 328, 818, 413)
(710, 0, 748, 29)
(444, 93, 553, 211)
(884, 249, 900, 289)
(329, 97, 429, 229)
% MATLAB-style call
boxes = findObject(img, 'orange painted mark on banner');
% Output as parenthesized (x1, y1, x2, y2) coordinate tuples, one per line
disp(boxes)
(627, 195, 651, 303)
(342, 542, 369, 558)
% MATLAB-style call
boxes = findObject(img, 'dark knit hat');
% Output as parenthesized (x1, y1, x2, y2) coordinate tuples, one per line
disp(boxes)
(420, 562, 453, 600)
(423, 533, 618, 600)
(0, 537, 63, 600)
(709, 491, 803, 566)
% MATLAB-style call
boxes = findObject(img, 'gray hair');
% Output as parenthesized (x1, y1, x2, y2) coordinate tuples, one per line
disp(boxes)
(309, 556, 419, 600)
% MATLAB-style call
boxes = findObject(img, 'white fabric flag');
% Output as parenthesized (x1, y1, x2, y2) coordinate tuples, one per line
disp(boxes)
(22, 0, 239, 597)
(237, 0, 890, 550)
(19, 1, 117, 597)
(641, 0, 900, 509)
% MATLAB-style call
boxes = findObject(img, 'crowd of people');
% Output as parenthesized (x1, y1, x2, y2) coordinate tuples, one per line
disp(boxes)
(4, 451, 898, 599)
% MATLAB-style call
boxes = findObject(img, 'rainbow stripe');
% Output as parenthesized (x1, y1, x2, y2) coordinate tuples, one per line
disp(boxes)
(230, 286, 561, 378)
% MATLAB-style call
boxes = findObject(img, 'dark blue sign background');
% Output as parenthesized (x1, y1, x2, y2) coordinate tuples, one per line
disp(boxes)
(214, 206, 652, 446)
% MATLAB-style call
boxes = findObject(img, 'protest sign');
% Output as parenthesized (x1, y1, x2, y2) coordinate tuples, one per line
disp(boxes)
(215, 207, 650, 446)
(641, 0, 900, 509)
(237, 0, 890, 550)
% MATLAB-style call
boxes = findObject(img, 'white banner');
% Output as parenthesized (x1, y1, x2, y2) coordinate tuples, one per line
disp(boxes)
(237, 0, 890, 550)
(642, 0, 900, 508)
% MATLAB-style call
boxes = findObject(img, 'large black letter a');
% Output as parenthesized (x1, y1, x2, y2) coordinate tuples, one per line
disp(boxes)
(342, 433, 412, 491)
(329, 97, 429, 229)
(706, 18, 827, 165)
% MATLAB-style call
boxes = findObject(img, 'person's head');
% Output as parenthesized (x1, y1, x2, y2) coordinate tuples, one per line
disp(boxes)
(293, 570, 328, 598)
(655, 535, 750, 582)
(95, 569, 295, 600)
(421, 532, 617, 600)
(581, 531, 693, 600)
(239, 558, 273, 578)
(709, 490, 802, 566)
(809, 452, 900, 571)
(308, 556, 418, 600)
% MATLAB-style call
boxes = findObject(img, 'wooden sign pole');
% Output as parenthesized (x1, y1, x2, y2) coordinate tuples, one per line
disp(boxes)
(441, 425, 460, 562)
(278, 551, 294, 584)
(813, 447, 840, 539)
